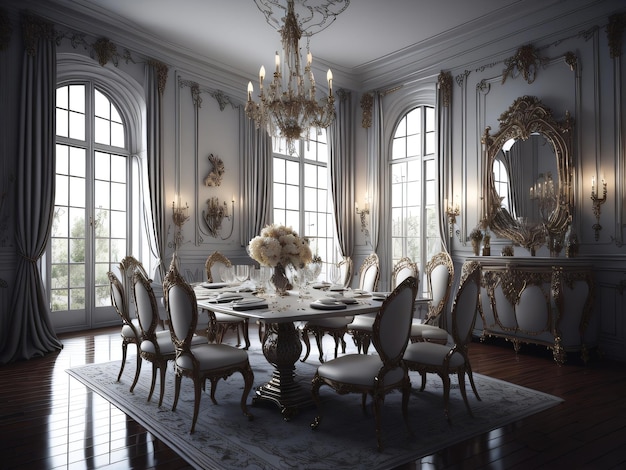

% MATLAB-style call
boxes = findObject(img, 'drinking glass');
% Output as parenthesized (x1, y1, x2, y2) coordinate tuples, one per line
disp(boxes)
(235, 264, 250, 283)
(220, 265, 235, 284)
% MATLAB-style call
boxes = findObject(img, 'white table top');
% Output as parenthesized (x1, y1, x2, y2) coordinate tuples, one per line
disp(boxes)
(196, 285, 430, 323)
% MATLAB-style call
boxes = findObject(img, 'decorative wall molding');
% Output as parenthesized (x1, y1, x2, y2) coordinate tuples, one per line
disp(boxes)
(360, 92, 373, 129)
(437, 71, 452, 107)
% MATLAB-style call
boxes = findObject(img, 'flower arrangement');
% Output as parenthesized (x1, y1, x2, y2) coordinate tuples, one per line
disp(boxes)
(248, 224, 312, 269)
(469, 228, 483, 243)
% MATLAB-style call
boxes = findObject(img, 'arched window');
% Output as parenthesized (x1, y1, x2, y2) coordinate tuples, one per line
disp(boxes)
(48, 55, 146, 331)
(389, 105, 440, 273)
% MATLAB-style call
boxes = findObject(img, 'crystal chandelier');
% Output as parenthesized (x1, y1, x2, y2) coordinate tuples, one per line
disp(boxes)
(246, 0, 343, 153)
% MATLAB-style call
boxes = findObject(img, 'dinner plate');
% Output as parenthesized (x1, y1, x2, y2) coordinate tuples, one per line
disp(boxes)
(310, 300, 347, 310)
(311, 282, 331, 289)
(372, 292, 390, 301)
(202, 282, 229, 289)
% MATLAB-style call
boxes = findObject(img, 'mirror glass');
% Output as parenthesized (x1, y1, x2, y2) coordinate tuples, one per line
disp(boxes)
(495, 134, 559, 225)
(483, 96, 573, 254)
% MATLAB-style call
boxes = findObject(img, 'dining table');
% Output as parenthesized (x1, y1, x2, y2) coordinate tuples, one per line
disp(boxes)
(197, 284, 430, 420)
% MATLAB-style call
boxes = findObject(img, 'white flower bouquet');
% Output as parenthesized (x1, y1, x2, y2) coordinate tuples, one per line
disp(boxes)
(248, 224, 312, 269)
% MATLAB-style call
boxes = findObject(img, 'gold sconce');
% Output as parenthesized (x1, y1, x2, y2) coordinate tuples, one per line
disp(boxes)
(444, 198, 460, 238)
(355, 197, 370, 237)
(203, 196, 234, 239)
(171, 194, 189, 251)
(590, 176, 607, 241)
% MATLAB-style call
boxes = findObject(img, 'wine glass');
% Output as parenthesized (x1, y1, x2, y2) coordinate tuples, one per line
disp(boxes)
(249, 267, 260, 289)
(329, 263, 342, 286)
(220, 265, 235, 284)
(235, 264, 250, 284)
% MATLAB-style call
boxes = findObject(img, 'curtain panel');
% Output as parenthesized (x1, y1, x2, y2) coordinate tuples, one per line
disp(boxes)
(145, 61, 168, 281)
(239, 110, 272, 247)
(1, 14, 62, 364)
(329, 89, 355, 260)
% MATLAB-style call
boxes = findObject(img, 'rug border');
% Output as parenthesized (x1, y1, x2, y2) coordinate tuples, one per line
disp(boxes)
(66, 361, 563, 470)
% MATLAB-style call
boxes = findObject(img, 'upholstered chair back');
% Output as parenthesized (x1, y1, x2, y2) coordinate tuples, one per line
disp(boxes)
(358, 253, 380, 292)
(450, 261, 481, 347)
(133, 270, 159, 337)
(338, 256, 353, 288)
(165, 270, 198, 351)
(425, 252, 454, 325)
(108, 272, 129, 323)
(205, 251, 232, 283)
(373, 276, 418, 362)
(392, 257, 418, 289)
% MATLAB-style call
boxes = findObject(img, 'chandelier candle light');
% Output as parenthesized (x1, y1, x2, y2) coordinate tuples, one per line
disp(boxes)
(245, 0, 336, 153)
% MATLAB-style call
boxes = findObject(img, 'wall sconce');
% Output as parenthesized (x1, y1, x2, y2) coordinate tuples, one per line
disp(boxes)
(203, 196, 234, 239)
(355, 199, 370, 237)
(172, 194, 189, 251)
(590, 176, 607, 241)
(444, 198, 460, 238)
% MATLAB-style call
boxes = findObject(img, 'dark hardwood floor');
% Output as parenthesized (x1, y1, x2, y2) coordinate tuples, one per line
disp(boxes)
(1, 324, 625, 469)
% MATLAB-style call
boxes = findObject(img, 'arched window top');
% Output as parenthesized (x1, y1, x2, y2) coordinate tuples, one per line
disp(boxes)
(57, 53, 144, 155)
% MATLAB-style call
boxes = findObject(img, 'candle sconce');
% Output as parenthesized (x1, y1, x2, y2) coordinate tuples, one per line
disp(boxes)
(171, 197, 189, 251)
(590, 176, 607, 241)
(203, 197, 234, 239)
(355, 201, 370, 237)
(444, 199, 460, 239)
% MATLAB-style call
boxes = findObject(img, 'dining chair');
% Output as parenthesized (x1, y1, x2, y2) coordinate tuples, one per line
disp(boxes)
(310, 276, 418, 451)
(410, 251, 454, 344)
(119, 255, 150, 322)
(132, 269, 206, 406)
(107, 271, 142, 388)
(348, 253, 394, 354)
(358, 253, 380, 292)
(300, 256, 353, 362)
(163, 262, 254, 433)
(205, 250, 231, 283)
(391, 257, 418, 288)
(337, 256, 353, 288)
(403, 260, 481, 422)
(203, 251, 250, 349)
(132, 269, 174, 405)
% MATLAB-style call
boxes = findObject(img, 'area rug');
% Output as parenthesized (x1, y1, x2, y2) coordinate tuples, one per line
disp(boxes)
(67, 347, 562, 470)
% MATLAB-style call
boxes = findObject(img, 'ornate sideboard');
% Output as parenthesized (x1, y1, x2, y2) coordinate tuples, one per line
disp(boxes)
(471, 257, 596, 364)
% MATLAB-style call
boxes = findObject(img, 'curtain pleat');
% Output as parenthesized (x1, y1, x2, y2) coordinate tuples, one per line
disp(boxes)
(1, 15, 62, 364)
(329, 89, 354, 259)
(240, 110, 272, 246)
(367, 92, 383, 254)
(145, 61, 168, 280)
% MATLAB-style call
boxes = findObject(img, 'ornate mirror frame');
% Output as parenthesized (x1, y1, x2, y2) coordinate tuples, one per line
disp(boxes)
(482, 95, 573, 254)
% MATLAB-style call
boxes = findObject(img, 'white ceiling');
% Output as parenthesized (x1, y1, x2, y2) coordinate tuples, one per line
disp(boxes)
(46, 0, 540, 80)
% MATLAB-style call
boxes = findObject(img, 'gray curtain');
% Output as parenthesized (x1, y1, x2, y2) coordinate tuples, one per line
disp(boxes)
(437, 82, 451, 252)
(145, 61, 168, 280)
(1, 15, 62, 364)
(240, 109, 273, 246)
(367, 92, 383, 253)
(328, 89, 355, 259)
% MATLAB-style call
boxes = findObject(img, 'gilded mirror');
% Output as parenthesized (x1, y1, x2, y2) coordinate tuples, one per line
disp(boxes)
(482, 96, 573, 254)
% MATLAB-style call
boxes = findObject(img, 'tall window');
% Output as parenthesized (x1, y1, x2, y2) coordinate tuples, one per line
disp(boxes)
(390, 105, 439, 273)
(50, 82, 132, 328)
(272, 129, 335, 269)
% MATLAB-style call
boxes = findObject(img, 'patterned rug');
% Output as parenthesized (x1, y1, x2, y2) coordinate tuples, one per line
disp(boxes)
(67, 346, 562, 470)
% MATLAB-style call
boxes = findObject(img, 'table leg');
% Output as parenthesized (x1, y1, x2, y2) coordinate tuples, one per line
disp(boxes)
(253, 321, 312, 420)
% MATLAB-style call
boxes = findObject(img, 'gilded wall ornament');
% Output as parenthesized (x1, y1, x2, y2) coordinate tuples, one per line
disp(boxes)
(606, 12, 625, 59)
(438, 71, 452, 107)
(360, 92, 373, 129)
(502, 44, 548, 84)
(204, 154, 224, 187)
